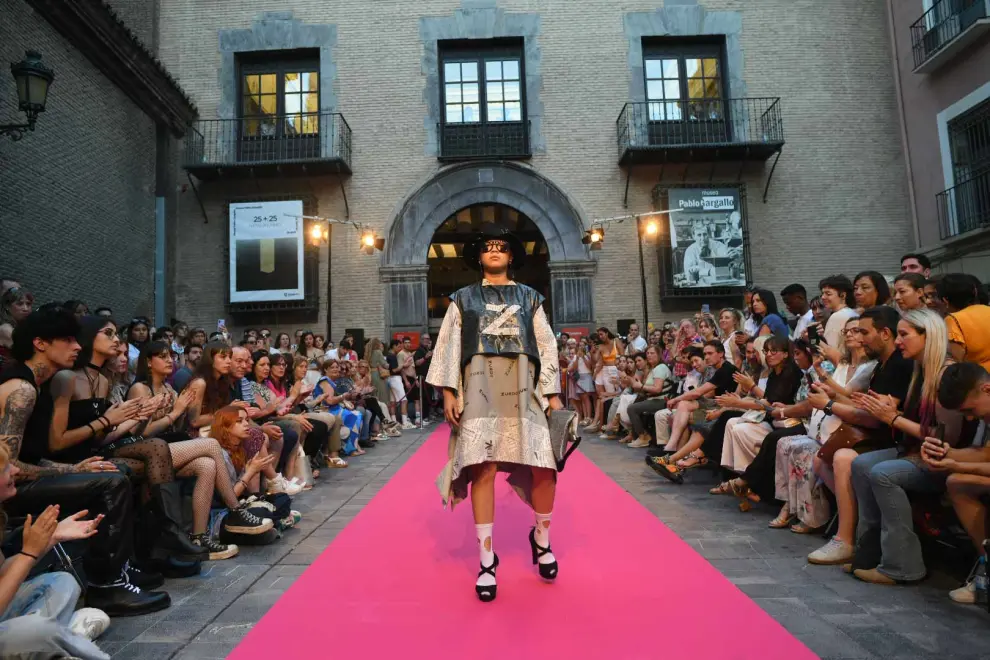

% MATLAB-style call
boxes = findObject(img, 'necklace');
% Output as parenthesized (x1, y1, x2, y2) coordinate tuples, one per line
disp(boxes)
(83, 363, 107, 416)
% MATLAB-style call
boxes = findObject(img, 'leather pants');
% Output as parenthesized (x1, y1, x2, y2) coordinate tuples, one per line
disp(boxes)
(5, 472, 133, 584)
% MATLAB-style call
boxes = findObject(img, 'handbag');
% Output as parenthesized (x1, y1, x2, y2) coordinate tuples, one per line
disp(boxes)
(549, 409, 581, 472)
(816, 423, 870, 466)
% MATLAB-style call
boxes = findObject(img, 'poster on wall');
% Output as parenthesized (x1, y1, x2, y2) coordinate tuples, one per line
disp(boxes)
(668, 188, 746, 288)
(229, 200, 305, 303)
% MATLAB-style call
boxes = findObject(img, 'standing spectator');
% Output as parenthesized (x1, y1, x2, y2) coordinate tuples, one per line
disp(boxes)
(173, 344, 203, 393)
(818, 275, 858, 348)
(93, 307, 113, 319)
(126, 317, 151, 379)
(938, 273, 990, 372)
(387, 339, 413, 429)
(900, 253, 932, 278)
(272, 333, 291, 355)
(892, 273, 927, 312)
(625, 323, 648, 354)
(62, 300, 89, 319)
(853, 271, 892, 313)
(414, 333, 437, 421)
(781, 283, 814, 341)
(397, 337, 420, 423)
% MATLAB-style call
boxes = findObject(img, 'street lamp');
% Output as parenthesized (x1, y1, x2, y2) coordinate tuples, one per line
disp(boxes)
(1, 51, 55, 141)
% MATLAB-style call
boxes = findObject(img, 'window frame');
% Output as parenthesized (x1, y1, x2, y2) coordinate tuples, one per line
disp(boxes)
(438, 40, 527, 129)
(642, 40, 728, 124)
(237, 53, 321, 139)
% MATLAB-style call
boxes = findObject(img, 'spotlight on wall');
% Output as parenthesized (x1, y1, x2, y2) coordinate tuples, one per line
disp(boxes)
(644, 219, 658, 236)
(309, 223, 325, 246)
(360, 230, 385, 255)
(582, 227, 604, 250)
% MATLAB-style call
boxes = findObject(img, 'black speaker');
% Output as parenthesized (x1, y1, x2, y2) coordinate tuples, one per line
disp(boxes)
(617, 318, 636, 337)
(344, 328, 366, 355)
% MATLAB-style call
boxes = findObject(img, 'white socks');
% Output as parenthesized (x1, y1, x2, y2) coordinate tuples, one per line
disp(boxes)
(533, 512, 555, 565)
(476, 523, 496, 588)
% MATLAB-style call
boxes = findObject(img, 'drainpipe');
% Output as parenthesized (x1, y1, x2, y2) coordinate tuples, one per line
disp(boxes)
(886, 0, 922, 250)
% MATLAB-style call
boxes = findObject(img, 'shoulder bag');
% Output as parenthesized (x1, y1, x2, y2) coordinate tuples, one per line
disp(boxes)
(816, 423, 870, 466)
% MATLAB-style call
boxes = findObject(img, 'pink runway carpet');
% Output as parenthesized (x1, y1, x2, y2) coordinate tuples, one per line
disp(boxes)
(229, 426, 817, 660)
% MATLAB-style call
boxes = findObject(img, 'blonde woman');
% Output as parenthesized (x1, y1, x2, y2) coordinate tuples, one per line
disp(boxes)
(848, 308, 970, 584)
(718, 308, 745, 367)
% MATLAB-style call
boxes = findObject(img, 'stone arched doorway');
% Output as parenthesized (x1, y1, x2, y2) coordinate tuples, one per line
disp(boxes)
(381, 162, 596, 336)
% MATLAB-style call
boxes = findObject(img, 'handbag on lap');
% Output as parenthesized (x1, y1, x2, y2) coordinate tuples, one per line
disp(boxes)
(816, 423, 871, 466)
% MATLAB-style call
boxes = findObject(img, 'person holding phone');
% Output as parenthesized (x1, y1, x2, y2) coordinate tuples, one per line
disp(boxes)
(925, 362, 990, 603)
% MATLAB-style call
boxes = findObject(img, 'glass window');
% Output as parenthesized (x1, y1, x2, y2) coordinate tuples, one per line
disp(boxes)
(644, 58, 681, 121)
(443, 62, 481, 124)
(644, 47, 723, 122)
(239, 64, 319, 137)
(440, 50, 524, 126)
(485, 59, 522, 123)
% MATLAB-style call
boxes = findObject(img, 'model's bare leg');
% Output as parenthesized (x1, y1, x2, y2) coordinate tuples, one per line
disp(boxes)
(471, 462, 499, 599)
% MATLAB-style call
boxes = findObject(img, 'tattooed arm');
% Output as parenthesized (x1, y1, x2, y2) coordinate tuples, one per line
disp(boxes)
(0, 379, 75, 480)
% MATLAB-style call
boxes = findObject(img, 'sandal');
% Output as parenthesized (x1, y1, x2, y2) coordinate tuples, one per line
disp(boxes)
(790, 522, 820, 534)
(769, 504, 794, 528)
(677, 451, 708, 470)
(648, 456, 684, 484)
(709, 477, 747, 497)
(326, 457, 349, 468)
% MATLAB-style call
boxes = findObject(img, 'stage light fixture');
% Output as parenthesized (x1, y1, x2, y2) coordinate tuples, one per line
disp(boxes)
(582, 227, 604, 250)
(645, 219, 658, 236)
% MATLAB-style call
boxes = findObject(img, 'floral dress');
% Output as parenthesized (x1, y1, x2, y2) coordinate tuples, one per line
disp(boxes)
(313, 377, 362, 454)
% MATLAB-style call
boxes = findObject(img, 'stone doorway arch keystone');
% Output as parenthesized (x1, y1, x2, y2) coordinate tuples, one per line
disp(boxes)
(381, 162, 596, 335)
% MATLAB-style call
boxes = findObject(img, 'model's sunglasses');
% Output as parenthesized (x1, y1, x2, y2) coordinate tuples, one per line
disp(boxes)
(481, 240, 510, 254)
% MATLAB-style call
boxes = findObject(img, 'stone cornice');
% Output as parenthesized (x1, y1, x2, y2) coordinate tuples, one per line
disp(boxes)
(25, 0, 198, 137)
(379, 264, 431, 283)
(548, 260, 598, 278)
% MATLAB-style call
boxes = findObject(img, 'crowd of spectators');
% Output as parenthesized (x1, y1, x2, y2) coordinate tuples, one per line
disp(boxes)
(560, 254, 990, 606)
(0, 276, 440, 658)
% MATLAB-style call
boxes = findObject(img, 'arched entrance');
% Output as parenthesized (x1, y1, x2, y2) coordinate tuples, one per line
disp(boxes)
(380, 162, 597, 337)
(426, 204, 551, 334)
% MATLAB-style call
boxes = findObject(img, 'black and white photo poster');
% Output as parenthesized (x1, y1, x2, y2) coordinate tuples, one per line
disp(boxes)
(668, 188, 746, 288)
(229, 200, 305, 303)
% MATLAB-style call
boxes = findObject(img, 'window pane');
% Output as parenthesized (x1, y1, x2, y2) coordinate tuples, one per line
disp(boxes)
(648, 102, 662, 121)
(260, 74, 276, 94)
(646, 80, 663, 100)
(284, 93, 301, 115)
(303, 92, 318, 113)
(664, 80, 680, 100)
(502, 60, 520, 80)
(302, 114, 319, 134)
(662, 59, 679, 78)
(503, 80, 520, 101)
(687, 78, 706, 99)
(488, 103, 505, 122)
(704, 78, 720, 99)
(303, 72, 319, 91)
(446, 105, 463, 123)
(284, 114, 301, 135)
(702, 58, 718, 78)
(487, 81, 503, 102)
(243, 94, 260, 115)
(463, 104, 480, 122)
(244, 75, 260, 94)
(505, 101, 521, 121)
(685, 59, 702, 79)
(445, 83, 462, 103)
(260, 94, 277, 115)
(445, 62, 461, 82)
(463, 83, 479, 103)
(486, 60, 502, 81)
(284, 72, 301, 93)
(645, 59, 663, 79)
(462, 62, 478, 81)
(666, 102, 682, 121)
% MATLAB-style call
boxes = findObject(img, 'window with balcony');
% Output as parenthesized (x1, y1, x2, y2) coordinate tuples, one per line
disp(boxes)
(438, 40, 529, 160)
(938, 99, 990, 238)
(238, 55, 320, 161)
(643, 41, 727, 145)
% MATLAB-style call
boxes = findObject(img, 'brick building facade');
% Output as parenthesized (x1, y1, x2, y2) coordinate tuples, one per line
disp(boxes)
(164, 1, 914, 339)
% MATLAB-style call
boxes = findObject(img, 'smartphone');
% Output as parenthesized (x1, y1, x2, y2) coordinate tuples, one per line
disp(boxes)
(932, 421, 946, 443)
(217, 319, 226, 332)
(808, 324, 821, 346)
(701, 304, 711, 314)
(805, 372, 815, 388)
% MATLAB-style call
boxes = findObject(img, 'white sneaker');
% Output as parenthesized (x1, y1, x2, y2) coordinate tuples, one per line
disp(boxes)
(949, 580, 978, 604)
(69, 608, 110, 641)
(267, 473, 304, 496)
(807, 538, 855, 565)
(401, 420, 416, 430)
(627, 437, 650, 448)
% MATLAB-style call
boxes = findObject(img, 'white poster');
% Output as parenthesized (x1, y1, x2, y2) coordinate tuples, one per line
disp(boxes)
(668, 188, 746, 288)
(229, 200, 305, 303)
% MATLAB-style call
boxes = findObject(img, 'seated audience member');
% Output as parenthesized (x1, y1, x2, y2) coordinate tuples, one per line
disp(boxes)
(697, 315, 721, 343)
(847, 308, 971, 584)
(671, 319, 702, 380)
(772, 317, 876, 535)
(625, 346, 676, 448)
(44, 317, 208, 564)
(613, 353, 650, 443)
(313, 360, 365, 456)
(718, 308, 745, 367)
(173, 343, 202, 393)
(892, 273, 927, 312)
(129, 342, 273, 559)
(0, 286, 33, 370)
(63, 300, 90, 319)
(852, 271, 892, 313)
(187, 327, 207, 348)
(781, 283, 815, 341)
(296, 331, 323, 364)
(900, 253, 932, 278)
(271, 333, 291, 355)
(0, 444, 113, 660)
(339, 360, 376, 447)
(751, 288, 788, 337)
(210, 406, 282, 504)
(818, 275, 858, 348)
(355, 360, 399, 438)
(601, 356, 635, 439)
(125, 317, 151, 379)
(938, 272, 990, 372)
(0, 309, 169, 615)
(929, 363, 990, 603)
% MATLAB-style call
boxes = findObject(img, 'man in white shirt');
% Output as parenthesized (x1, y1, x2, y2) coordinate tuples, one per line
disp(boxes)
(682, 224, 731, 285)
(781, 283, 815, 341)
(625, 323, 648, 354)
(818, 275, 857, 348)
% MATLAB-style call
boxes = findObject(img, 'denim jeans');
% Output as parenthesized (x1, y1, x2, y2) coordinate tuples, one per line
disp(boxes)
(359, 408, 372, 441)
(0, 572, 109, 659)
(851, 447, 946, 581)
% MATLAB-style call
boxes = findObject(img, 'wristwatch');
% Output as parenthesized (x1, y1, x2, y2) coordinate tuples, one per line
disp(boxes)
(824, 401, 835, 416)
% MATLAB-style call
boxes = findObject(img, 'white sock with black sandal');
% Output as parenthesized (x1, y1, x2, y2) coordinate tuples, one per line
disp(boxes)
(533, 512, 556, 565)
(476, 523, 496, 589)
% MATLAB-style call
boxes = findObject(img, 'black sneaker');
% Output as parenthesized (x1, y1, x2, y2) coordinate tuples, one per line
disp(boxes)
(124, 561, 164, 590)
(192, 534, 239, 561)
(224, 506, 274, 535)
(86, 577, 171, 617)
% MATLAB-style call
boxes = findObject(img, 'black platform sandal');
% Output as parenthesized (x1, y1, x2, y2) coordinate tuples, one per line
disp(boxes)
(475, 553, 499, 602)
(529, 528, 558, 581)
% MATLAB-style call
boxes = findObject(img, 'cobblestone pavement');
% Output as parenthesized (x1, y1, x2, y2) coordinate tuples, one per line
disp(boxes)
(103, 425, 990, 659)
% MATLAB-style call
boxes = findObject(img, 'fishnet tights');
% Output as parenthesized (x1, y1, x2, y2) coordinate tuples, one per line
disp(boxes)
(170, 438, 240, 534)
(106, 437, 173, 485)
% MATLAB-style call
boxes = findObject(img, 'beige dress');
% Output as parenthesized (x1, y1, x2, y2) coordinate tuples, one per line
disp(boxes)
(427, 280, 561, 510)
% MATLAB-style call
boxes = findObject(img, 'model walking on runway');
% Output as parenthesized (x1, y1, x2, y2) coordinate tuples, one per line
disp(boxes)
(426, 227, 563, 602)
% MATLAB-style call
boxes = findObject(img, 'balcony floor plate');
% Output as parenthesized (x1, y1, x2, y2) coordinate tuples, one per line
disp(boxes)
(619, 141, 784, 167)
(184, 158, 351, 181)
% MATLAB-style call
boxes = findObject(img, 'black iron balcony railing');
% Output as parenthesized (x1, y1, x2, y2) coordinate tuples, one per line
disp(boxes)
(937, 168, 990, 240)
(183, 111, 351, 176)
(911, 0, 988, 70)
(616, 97, 784, 165)
(438, 120, 531, 161)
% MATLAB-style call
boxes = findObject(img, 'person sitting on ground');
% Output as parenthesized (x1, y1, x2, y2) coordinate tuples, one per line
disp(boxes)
(210, 406, 282, 508)
(892, 273, 927, 312)
(0, 444, 112, 660)
(928, 362, 990, 604)
(853, 271, 892, 313)
(938, 272, 990, 373)
(846, 308, 973, 585)
(0, 309, 170, 616)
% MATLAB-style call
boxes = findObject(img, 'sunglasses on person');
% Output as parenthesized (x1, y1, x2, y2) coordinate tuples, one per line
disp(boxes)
(763, 347, 782, 355)
(261, 332, 270, 338)
(481, 240, 510, 254)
